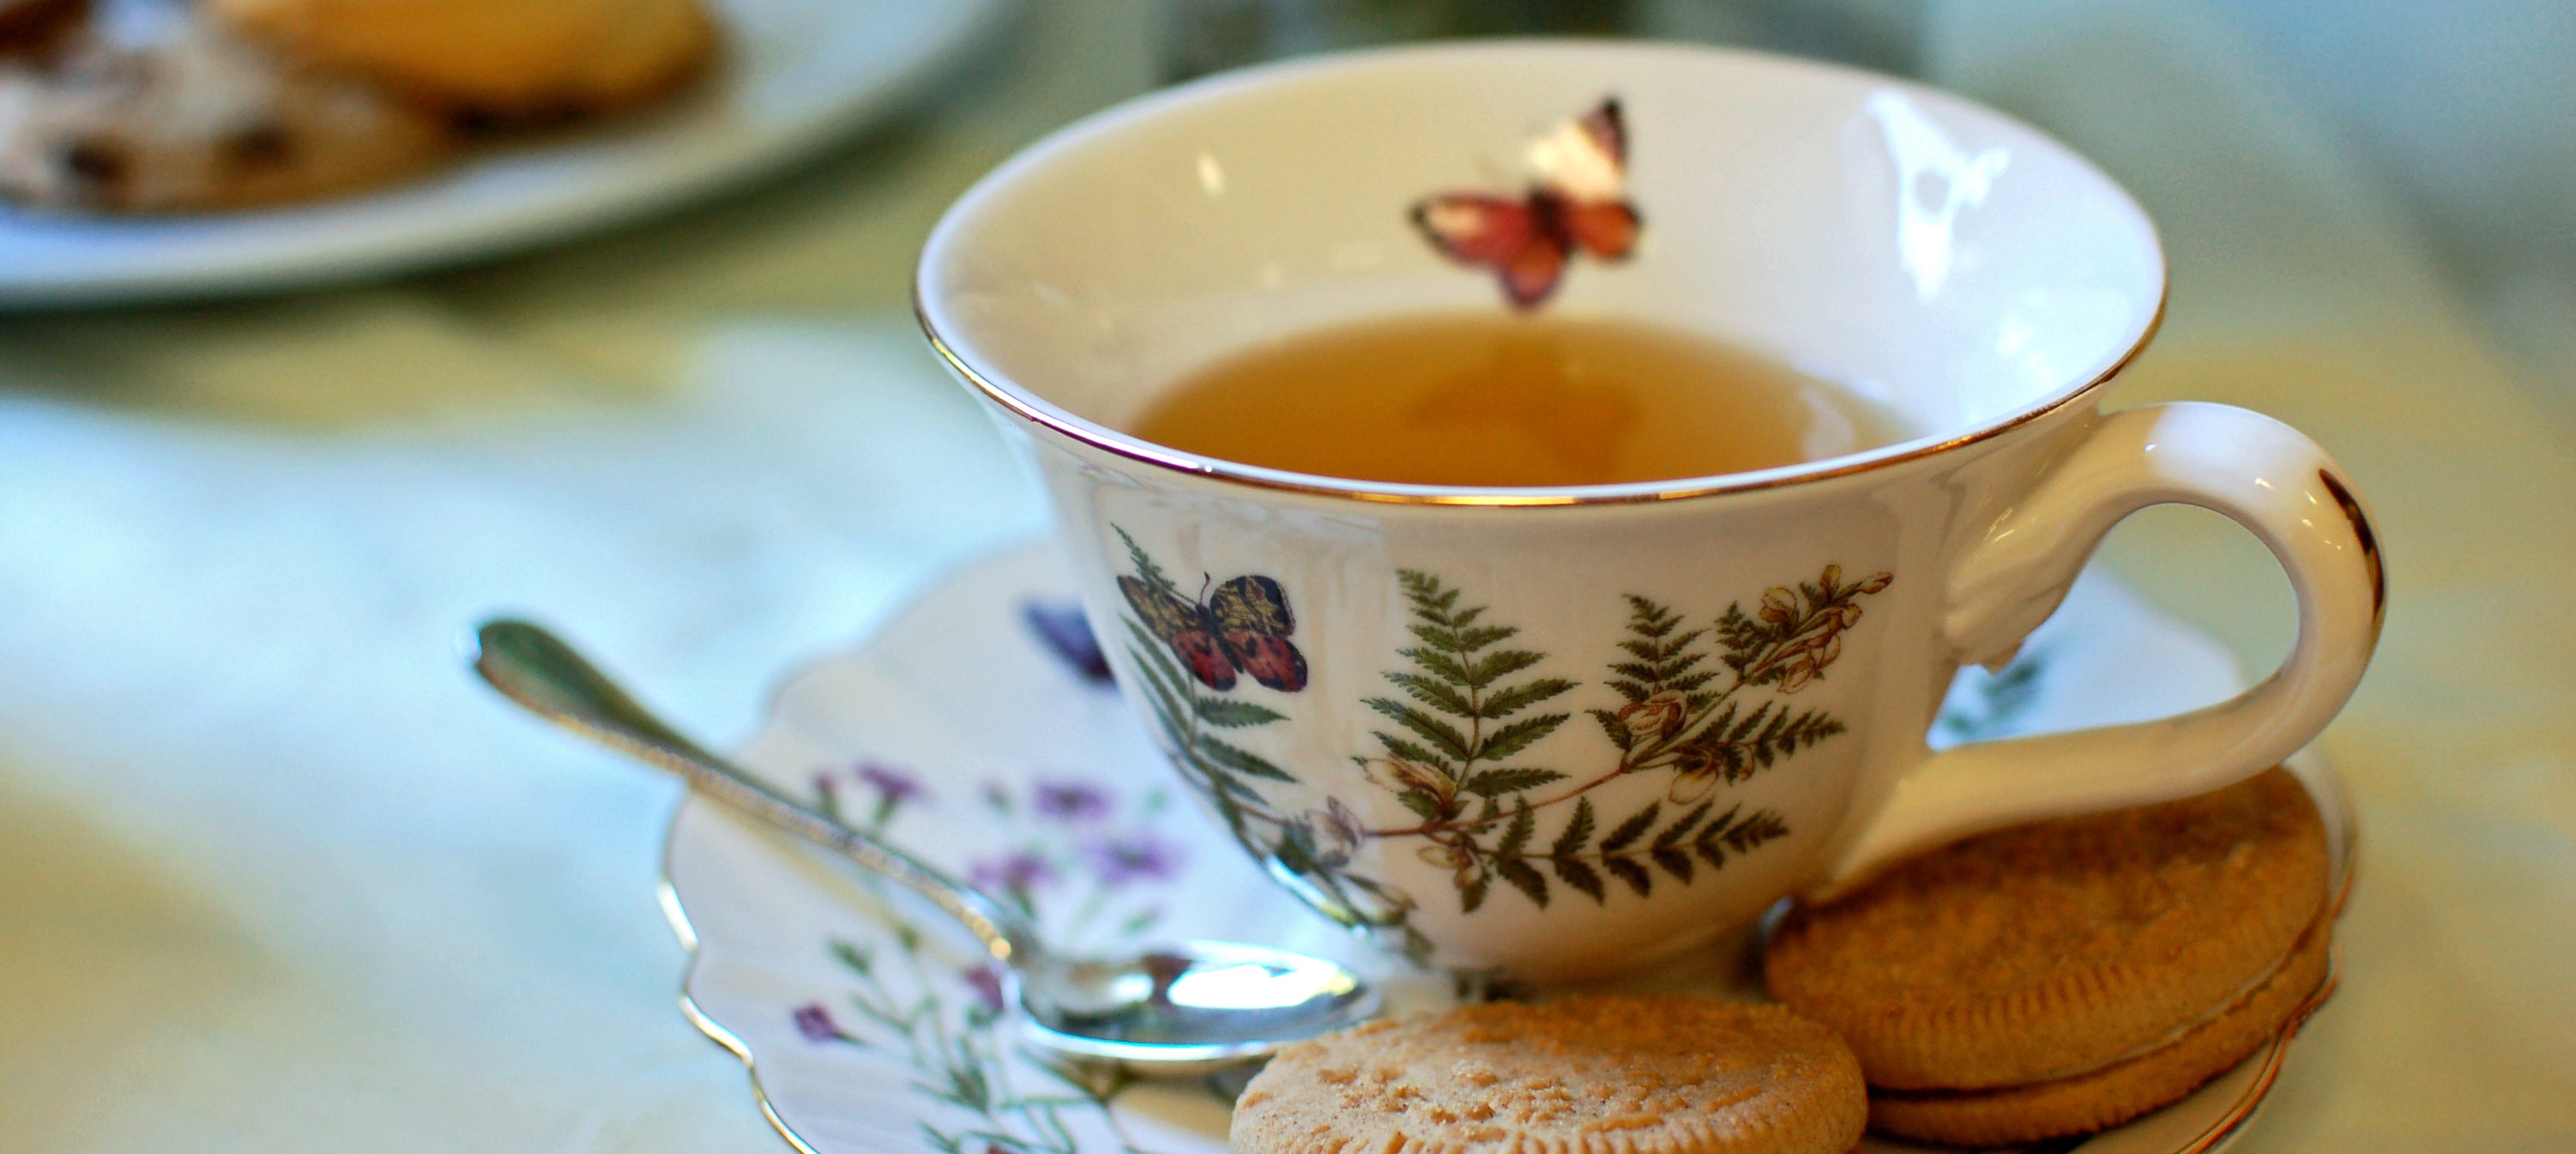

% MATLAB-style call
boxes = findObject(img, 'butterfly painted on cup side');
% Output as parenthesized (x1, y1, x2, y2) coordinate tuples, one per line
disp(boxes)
(1119, 572, 1309, 693)
(1409, 97, 1642, 310)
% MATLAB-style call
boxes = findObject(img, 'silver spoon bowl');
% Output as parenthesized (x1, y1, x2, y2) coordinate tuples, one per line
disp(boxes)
(472, 619, 1378, 1070)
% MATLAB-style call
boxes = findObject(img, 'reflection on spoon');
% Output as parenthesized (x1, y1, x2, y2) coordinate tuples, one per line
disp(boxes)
(469, 619, 1379, 1071)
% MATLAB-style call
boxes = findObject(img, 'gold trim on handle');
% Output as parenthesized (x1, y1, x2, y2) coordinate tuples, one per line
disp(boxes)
(2316, 469, 2386, 645)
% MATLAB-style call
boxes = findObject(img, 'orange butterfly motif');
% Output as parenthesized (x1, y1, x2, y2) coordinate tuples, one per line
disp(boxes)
(1409, 98, 1642, 309)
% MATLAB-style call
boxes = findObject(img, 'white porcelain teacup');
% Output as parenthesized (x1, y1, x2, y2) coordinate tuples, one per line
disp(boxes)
(916, 42, 2381, 980)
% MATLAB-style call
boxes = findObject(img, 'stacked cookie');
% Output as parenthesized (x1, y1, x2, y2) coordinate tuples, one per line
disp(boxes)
(1229, 768, 2338, 1151)
(1765, 767, 2338, 1145)
(0, 0, 715, 211)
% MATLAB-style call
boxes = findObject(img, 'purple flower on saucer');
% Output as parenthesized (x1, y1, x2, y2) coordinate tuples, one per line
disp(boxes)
(1083, 834, 1181, 888)
(791, 1003, 843, 1044)
(961, 964, 1008, 1013)
(857, 763, 923, 806)
(1034, 780, 1111, 823)
(969, 850, 1055, 896)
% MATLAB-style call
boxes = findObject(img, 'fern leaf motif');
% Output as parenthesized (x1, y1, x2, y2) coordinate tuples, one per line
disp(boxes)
(1352, 563, 1887, 915)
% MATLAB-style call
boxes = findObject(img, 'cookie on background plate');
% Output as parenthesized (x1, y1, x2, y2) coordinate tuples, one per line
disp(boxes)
(0, 0, 452, 211)
(210, 0, 715, 123)
(1231, 995, 1865, 1154)
(0, 0, 87, 57)
(1765, 766, 2334, 1145)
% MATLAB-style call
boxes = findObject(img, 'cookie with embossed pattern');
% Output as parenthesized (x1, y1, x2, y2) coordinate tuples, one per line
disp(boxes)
(1230, 995, 1864, 1154)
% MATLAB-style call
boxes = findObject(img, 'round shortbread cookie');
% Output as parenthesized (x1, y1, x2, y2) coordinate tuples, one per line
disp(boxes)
(1231, 996, 1865, 1154)
(0, 8, 453, 211)
(210, 0, 715, 121)
(1765, 766, 2328, 1091)
(1867, 916, 2333, 1146)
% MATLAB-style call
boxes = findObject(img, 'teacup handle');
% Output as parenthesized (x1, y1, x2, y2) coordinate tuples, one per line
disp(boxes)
(1819, 402, 2383, 893)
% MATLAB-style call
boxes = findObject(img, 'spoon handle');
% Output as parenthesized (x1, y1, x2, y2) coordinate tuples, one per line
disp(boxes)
(471, 619, 1035, 964)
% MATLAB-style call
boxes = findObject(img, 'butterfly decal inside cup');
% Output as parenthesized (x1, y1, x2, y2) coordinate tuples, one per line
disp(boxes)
(1409, 98, 1642, 309)
(1119, 571, 1309, 693)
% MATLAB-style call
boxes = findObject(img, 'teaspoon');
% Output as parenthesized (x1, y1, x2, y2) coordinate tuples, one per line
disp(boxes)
(471, 619, 1378, 1070)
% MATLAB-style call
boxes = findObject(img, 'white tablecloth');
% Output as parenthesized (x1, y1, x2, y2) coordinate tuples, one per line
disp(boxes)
(3, 1, 2569, 1150)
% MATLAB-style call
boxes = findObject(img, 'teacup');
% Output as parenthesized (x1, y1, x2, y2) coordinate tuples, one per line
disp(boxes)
(915, 42, 2381, 980)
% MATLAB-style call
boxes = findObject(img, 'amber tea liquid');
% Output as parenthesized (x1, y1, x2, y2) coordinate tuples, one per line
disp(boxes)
(1127, 313, 1912, 487)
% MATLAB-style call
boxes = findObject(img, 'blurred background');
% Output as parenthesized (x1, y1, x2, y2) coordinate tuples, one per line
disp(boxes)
(1, 1, 2569, 1151)
(1164, 0, 2576, 424)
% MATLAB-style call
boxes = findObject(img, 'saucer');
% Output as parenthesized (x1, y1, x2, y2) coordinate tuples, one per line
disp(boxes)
(661, 538, 2352, 1154)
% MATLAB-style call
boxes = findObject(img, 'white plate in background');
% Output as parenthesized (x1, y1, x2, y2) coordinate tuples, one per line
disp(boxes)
(0, 0, 1010, 306)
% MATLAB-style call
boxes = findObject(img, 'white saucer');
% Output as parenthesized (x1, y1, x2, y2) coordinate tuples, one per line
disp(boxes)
(662, 538, 2349, 1154)
(0, 0, 1009, 306)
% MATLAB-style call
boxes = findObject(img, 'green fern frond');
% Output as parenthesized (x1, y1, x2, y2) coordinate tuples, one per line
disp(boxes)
(1464, 649, 1546, 687)
(1550, 796, 1596, 858)
(1465, 767, 1567, 797)
(1480, 677, 1576, 718)
(1113, 525, 1175, 594)
(1476, 714, 1568, 762)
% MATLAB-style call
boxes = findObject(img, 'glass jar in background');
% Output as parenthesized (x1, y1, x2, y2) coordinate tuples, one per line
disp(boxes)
(1159, 0, 1926, 82)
